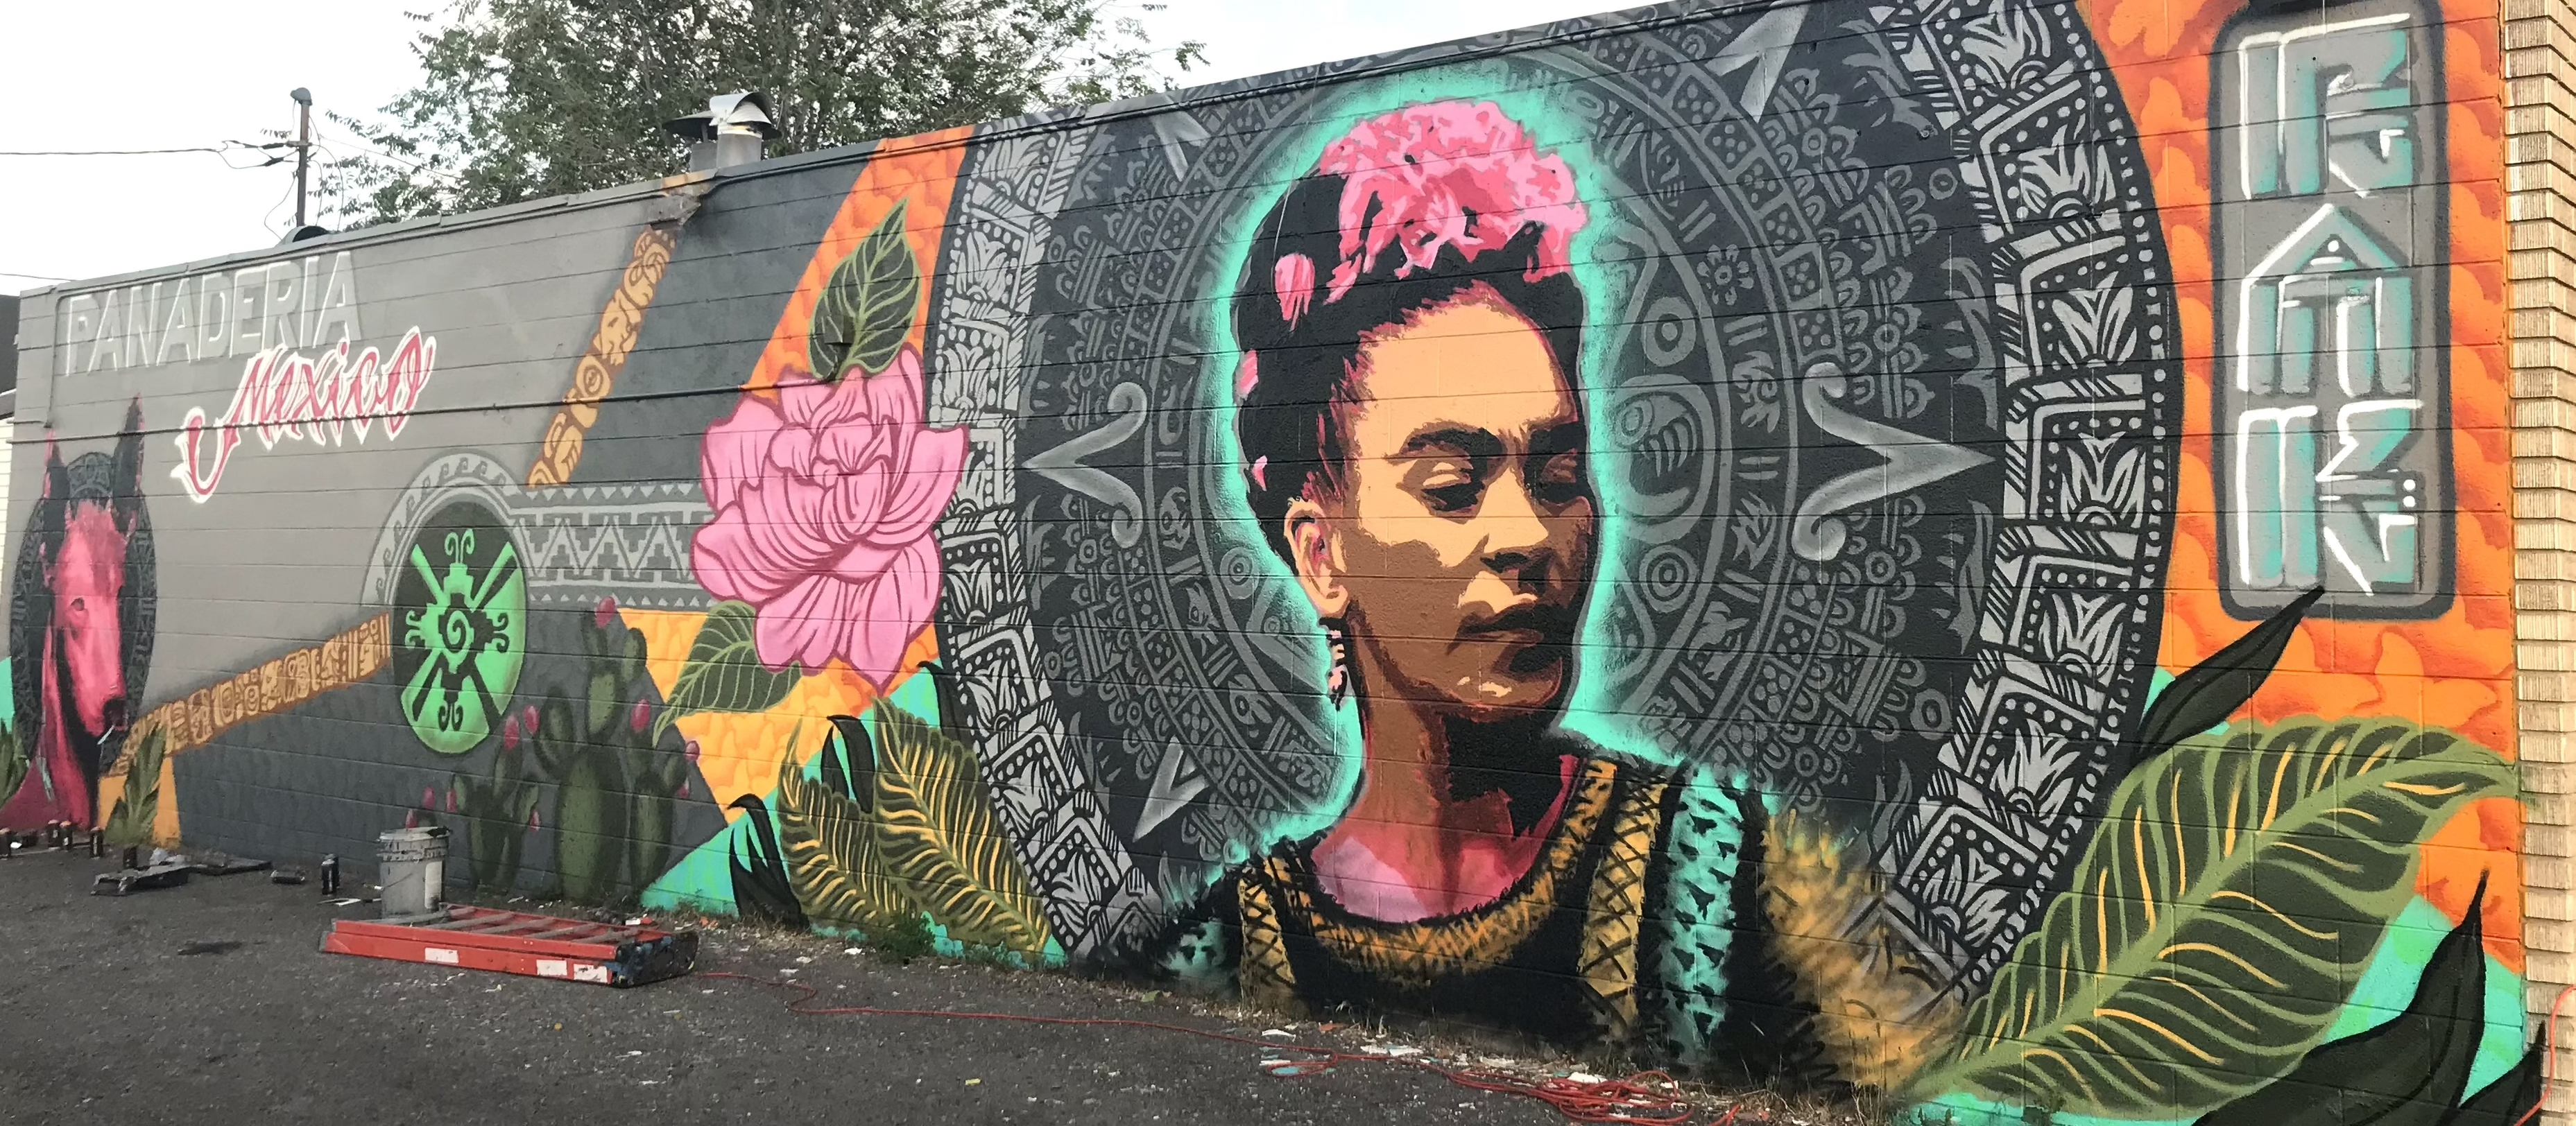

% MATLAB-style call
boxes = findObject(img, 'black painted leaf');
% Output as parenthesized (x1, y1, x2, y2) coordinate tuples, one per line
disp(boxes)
(920, 661, 968, 737)
(2128, 586, 2324, 768)
(2440, 1035, 2545, 1126)
(823, 714, 875, 808)
(806, 199, 918, 381)
(2194, 881, 2489, 1126)
(657, 600, 799, 739)
(726, 793, 805, 927)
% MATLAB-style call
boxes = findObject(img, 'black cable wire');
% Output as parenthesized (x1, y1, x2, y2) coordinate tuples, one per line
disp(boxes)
(0, 146, 235, 157)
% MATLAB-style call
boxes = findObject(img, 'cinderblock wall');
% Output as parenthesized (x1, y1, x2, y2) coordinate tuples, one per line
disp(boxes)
(4, 0, 2535, 1115)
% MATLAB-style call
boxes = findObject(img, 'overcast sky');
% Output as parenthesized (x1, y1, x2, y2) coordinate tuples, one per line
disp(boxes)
(0, 0, 1631, 295)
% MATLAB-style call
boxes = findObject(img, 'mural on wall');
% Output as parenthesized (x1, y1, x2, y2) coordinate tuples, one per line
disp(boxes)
(1, 0, 2533, 1117)
(1, 401, 152, 831)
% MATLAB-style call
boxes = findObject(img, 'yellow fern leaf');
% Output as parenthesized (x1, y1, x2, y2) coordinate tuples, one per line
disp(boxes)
(868, 707, 1054, 955)
(773, 726, 912, 933)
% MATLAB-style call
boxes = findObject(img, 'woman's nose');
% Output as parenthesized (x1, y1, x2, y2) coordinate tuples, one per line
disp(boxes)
(1477, 475, 1554, 575)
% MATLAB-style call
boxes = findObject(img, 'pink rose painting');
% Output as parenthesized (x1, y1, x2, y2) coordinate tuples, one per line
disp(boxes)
(690, 346, 965, 689)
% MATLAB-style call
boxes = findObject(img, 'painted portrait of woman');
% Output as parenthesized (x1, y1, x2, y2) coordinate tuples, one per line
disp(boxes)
(1151, 101, 1865, 1075)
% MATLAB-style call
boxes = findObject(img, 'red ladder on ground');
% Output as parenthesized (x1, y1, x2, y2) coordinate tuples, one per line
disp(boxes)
(322, 905, 697, 987)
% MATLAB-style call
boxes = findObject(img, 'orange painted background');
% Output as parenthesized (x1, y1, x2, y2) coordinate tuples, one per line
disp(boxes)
(742, 127, 971, 397)
(2083, 0, 2519, 963)
(658, 125, 971, 817)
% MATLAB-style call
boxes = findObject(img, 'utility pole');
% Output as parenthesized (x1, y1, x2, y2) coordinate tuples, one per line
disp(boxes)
(289, 87, 314, 230)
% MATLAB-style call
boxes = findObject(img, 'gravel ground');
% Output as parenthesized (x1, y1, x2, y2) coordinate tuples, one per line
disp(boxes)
(0, 846, 1648, 1126)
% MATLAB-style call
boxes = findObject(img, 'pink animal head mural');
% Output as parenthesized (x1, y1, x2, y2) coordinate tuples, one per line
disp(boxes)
(1, 399, 153, 831)
(49, 474, 131, 742)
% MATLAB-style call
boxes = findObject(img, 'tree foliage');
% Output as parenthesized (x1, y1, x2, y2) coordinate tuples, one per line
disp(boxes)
(327, 0, 1200, 225)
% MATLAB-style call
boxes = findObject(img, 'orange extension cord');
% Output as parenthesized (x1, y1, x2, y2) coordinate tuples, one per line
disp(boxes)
(2516, 984, 2576, 1126)
(702, 971, 1702, 1123)
(710, 971, 2576, 1124)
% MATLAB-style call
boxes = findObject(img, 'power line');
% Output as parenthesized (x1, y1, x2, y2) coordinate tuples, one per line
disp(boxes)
(314, 125, 463, 184)
(0, 146, 239, 157)
(0, 270, 72, 282)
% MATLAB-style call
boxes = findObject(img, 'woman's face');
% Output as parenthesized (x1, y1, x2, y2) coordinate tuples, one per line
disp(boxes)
(1285, 293, 1598, 718)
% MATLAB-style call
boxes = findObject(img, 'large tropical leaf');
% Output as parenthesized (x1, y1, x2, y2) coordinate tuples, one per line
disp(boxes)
(768, 709, 1053, 956)
(2196, 883, 2491, 1126)
(1912, 719, 2514, 1116)
(866, 705, 1053, 955)
(655, 600, 799, 739)
(773, 725, 911, 933)
(806, 200, 918, 381)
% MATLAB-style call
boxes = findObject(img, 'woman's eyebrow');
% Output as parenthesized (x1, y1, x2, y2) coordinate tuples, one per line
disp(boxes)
(1527, 422, 1586, 455)
(1395, 426, 1502, 460)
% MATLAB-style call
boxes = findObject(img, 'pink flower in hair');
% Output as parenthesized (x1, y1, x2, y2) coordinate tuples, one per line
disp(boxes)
(1273, 254, 1316, 326)
(1315, 101, 1587, 302)
(1234, 354, 1261, 402)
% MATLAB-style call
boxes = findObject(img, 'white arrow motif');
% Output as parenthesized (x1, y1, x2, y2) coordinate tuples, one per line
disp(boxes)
(1026, 381, 1149, 548)
(1134, 741, 1209, 840)
(1791, 361, 1995, 562)
(1711, 3, 1810, 120)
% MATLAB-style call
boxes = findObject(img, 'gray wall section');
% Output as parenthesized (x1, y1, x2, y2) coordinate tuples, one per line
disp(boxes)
(1, 293, 18, 398)
(13, 196, 662, 698)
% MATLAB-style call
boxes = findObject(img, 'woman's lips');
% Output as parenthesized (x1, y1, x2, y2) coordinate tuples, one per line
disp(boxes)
(1461, 603, 1574, 648)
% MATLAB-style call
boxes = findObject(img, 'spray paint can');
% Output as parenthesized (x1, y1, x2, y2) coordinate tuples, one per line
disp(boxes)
(320, 854, 341, 896)
(122, 845, 139, 870)
(87, 829, 103, 858)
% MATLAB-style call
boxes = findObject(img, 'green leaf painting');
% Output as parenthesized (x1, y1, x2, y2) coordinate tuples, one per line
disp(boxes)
(772, 706, 1054, 957)
(2197, 884, 2538, 1126)
(1911, 719, 2514, 1116)
(0, 720, 22, 809)
(102, 725, 166, 847)
(806, 200, 920, 381)
(656, 600, 800, 739)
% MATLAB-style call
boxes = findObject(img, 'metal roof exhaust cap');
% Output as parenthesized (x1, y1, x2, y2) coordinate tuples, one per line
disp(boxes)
(663, 91, 780, 173)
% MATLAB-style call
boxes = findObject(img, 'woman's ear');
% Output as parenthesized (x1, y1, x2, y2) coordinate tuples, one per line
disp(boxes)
(1283, 495, 1349, 620)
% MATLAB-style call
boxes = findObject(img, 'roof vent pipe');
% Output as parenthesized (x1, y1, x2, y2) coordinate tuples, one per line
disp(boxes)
(662, 92, 779, 172)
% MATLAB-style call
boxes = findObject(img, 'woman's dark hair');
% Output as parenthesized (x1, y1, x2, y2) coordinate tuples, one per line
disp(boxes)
(1230, 102, 1590, 563)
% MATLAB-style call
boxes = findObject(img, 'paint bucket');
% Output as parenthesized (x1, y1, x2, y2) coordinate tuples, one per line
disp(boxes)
(375, 826, 449, 919)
